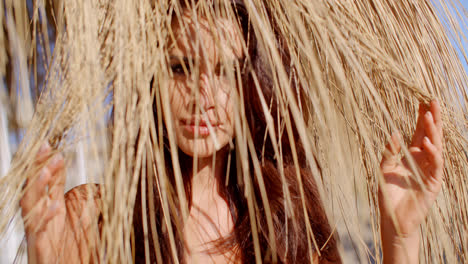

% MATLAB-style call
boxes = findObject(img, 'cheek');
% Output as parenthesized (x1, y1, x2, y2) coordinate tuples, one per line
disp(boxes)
(215, 81, 234, 112)
(217, 89, 231, 106)
(168, 81, 188, 118)
(216, 87, 235, 136)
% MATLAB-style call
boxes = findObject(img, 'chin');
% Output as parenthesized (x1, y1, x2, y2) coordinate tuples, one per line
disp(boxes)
(177, 136, 231, 158)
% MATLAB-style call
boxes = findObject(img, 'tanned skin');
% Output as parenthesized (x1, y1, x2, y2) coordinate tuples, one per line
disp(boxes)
(20, 8, 444, 263)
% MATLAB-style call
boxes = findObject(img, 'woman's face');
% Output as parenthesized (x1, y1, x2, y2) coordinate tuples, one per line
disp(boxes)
(167, 10, 244, 158)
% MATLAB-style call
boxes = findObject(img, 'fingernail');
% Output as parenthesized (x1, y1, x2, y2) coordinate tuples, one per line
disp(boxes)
(38, 143, 51, 155)
(39, 168, 49, 181)
(49, 154, 63, 166)
(425, 111, 433, 119)
(424, 136, 431, 144)
(49, 200, 60, 212)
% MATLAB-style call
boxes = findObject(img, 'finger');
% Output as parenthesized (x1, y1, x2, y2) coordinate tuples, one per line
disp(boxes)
(23, 198, 48, 234)
(42, 200, 62, 226)
(411, 103, 429, 147)
(422, 137, 444, 180)
(389, 132, 401, 154)
(47, 154, 66, 200)
(430, 100, 443, 142)
(20, 168, 52, 213)
(35, 142, 52, 165)
(381, 132, 401, 166)
(24, 142, 52, 200)
(423, 111, 442, 151)
(31, 200, 62, 234)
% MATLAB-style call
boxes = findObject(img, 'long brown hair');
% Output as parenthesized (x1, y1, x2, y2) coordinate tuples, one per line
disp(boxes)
(133, 1, 341, 263)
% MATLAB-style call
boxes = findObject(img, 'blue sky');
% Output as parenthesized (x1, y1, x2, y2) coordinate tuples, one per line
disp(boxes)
(457, 0, 467, 74)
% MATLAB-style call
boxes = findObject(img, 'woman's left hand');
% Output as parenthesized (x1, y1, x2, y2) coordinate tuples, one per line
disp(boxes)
(379, 100, 444, 263)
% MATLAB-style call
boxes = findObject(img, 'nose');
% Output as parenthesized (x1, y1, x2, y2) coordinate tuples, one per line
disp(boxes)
(194, 73, 216, 111)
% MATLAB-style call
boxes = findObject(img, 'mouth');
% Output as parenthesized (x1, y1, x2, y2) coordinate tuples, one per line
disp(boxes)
(181, 118, 220, 136)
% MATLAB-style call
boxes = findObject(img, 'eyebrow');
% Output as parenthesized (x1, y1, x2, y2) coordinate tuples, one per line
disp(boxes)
(168, 55, 243, 71)
(169, 56, 194, 65)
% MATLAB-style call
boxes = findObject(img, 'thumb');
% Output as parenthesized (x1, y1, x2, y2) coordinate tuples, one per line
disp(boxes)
(47, 154, 66, 201)
(381, 132, 402, 166)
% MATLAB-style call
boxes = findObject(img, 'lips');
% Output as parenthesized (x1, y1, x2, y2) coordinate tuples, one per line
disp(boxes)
(181, 119, 218, 126)
(181, 118, 219, 136)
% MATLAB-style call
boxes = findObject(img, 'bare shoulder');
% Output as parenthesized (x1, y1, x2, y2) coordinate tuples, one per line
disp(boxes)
(65, 183, 102, 202)
(52, 184, 104, 263)
(64, 184, 103, 230)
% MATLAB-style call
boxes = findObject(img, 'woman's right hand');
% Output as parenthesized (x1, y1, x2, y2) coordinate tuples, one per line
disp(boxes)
(20, 143, 101, 264)
(20, 142, 70, 264)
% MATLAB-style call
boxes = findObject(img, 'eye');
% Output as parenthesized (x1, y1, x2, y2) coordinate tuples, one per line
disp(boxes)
(171, 63, 185, 75)
(169, 57, 192, 76)
(214, 63, 224, 76)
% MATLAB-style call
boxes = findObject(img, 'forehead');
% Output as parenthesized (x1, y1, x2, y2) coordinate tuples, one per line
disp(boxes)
(168, 10, 244, 60)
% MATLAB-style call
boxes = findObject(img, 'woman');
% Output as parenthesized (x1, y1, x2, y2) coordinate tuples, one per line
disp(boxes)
(20, 1, 444, 263)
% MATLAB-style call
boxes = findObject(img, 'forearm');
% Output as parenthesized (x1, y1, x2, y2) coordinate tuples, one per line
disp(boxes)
(26, 229, 80, 264)
(26, 184, 101, 264)
(381, 219, 420, 264)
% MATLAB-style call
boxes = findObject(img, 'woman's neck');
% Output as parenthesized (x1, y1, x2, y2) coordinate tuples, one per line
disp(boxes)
(190, 148, 229, 198)
(184, 148, 237, 263)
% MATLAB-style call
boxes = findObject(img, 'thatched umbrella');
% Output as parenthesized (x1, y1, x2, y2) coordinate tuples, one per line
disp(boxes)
(0, 0, 467, 263)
